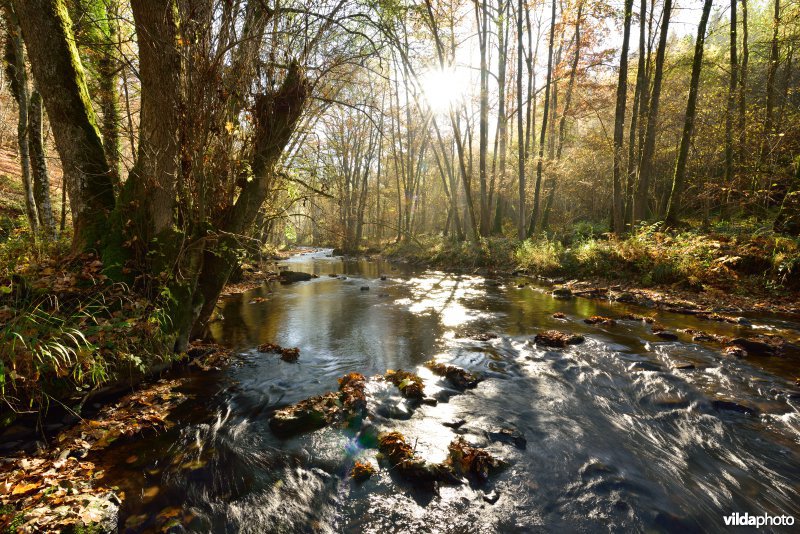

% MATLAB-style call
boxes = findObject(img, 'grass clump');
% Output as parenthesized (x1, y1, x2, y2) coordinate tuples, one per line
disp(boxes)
(0, 238, 173, 421)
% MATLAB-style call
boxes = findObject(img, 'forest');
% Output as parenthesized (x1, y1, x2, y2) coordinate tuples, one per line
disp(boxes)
(0, 0, 799, 532)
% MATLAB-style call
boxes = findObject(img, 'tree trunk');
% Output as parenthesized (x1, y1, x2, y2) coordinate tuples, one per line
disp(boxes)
(516, 0, 526, 239)
(612, 0, 634, 234)
(527, 0, 556, 236)
(633, 0, 672, 223)
(738, 0, 748, 167)
(491, 0, 508, 236)
(476, 0, 490, 236)
(29, 91, 56, 237)
(98, 0, 122, 188)
(2, 6, 38, 233)
(723, 0, 738, 216)
(625, 0, 646, 227)
(759, 0, 780, 167)
(12, 0, 115, 250)
(542, 0, 583, 231)
(664, 0, 713, 226)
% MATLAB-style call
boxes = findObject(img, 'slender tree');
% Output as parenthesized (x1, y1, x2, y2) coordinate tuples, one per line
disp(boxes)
(516, 0, 526, 239)
(2, 4, 38, 233)
(633, 0, 672, 223)
(723, 0, 738, 216)
(476, 0, 490, 235)
(759, 0, 780, 167)
(527, 0, 557, 236)
(664, 0, 714, 226)
(29, 90, 56, 237)
(612, 0, 634, 233)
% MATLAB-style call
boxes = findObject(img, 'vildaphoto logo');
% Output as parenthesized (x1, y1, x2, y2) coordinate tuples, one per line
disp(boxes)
(723, 512, 795, 527)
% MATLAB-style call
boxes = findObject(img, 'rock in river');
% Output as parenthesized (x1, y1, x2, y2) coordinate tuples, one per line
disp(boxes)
(551, 287, 573, 299)
(534, 330, 585, 348)
(279, 271, 314, 284)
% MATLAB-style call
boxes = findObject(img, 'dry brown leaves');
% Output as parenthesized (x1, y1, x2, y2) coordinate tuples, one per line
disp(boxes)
(446, 437, 504, 484)
(424, 361, 481, 390)
(257, 342, 300, 362)
(0, 379, 186, 533)
(350, 460, 376, 482)
(384, 369, 424, 399)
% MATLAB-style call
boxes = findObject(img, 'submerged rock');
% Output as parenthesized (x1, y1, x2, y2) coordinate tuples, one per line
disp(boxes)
(425, 360, 482, 390)
(711, 398, 759, 416)
(731, 337, 776, 356)
(279, 271, 314, 283)
(655, 331, 679, 341)
(269, 392, 340, 437)
(483, 490, 501, 504)
(443, 419, 467, 429)
(471, 332, 499, 341)
(487, 428, 527, 450)
(551, 287, 573, 299)
(584, 315, 616, 326)
(534, 330, 585, 348)
(722, 345, 748, 358)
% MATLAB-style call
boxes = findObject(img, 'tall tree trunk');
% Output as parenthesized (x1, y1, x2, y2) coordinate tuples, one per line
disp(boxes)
(738, 0, 748, 168)
(542, 0, 583, 231)
(664, 0, 713, 226)
(2, 6, 38, 233)
(527, 0, 556, 236)
(516, 0, 526, 239)
(12, 0, 115, 250)
(99, 0, 122, 188)
(759, 0, 780, 167)
(476, 0, 490, 236)
(633, 0, 672, 223)
(491, 0, 508, 235)
(612, 0, 634, 234)
(723, 0, 738, 216)
(29, 90, 56, 237)
(625, 0, 646, 227)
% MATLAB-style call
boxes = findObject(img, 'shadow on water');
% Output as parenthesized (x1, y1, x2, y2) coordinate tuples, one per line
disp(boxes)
(102, 249, 800, 533)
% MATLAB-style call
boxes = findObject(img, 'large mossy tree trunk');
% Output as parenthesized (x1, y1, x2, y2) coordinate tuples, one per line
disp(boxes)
(16, 0, 310, 352)
(12, 0, 115, 251)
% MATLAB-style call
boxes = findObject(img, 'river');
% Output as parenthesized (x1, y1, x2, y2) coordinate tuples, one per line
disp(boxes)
(103, 249, 800, 533)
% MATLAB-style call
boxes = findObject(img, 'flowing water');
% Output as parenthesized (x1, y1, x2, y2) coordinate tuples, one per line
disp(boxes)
(104, 249, 800, 533)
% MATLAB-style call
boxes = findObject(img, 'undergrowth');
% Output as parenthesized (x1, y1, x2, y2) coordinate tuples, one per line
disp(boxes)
(383, 220, 800, 293)
(0, 228, 174, 421)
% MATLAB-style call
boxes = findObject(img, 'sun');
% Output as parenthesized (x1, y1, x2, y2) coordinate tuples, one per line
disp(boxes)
(419, 68, 468, 113)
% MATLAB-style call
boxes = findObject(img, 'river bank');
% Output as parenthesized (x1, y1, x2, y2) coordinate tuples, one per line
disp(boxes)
(378, 228, 800, 318)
